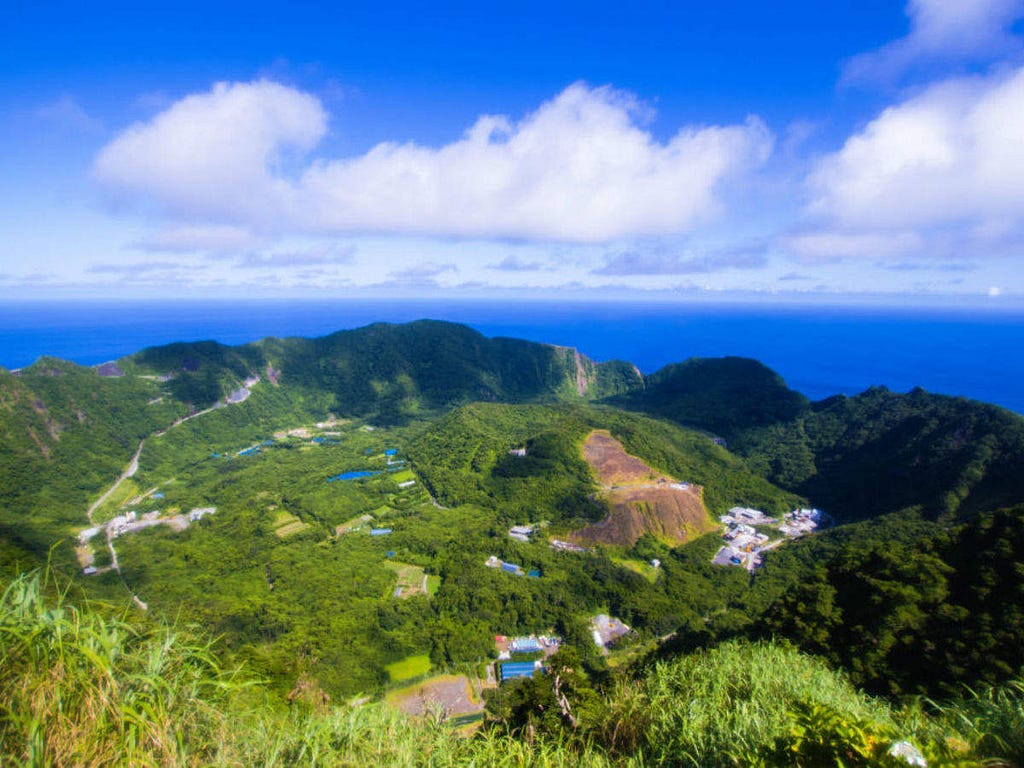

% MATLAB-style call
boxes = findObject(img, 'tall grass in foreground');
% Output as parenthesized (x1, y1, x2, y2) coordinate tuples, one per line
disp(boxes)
(1, 569, 1019, 766)
(923, 680, 1024, 767)
(0, 570, 238, 766)
(613, 640, 895, 766)
(0, 570, 611, 766)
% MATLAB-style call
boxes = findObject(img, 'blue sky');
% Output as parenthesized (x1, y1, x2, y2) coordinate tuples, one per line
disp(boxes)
(2, 0, 1023, 304)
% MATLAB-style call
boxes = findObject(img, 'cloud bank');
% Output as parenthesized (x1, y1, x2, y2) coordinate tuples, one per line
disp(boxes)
(797, 65, 1024, 261)
(843, 0, 1024, 83)
(95, 80, 771, 243)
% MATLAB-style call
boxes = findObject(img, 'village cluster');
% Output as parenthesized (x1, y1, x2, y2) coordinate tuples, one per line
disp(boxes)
(713, 506, 825, 571)
(78, 506, 217, 575)
(492, 612, 631, 683)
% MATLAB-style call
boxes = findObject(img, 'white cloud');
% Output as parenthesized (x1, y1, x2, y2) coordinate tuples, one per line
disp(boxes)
(35, 95, 103, 133)
(783, 231, 925, 261)
(844, 0, 1024, 83)
(809, 66, 1024, 232)
(95, 80, 771, 243)
(134, 224, 264, 254)
(94, 80, 328, 225)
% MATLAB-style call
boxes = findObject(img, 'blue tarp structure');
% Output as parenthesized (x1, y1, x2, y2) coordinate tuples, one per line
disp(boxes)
(370, 528, 393, 536)
(527, 569, 541, 578)
(500, 662, 537, 682)
(500, 562, 521, 574)
(385, 449, 398, 456)
(328, 470, 381, 482)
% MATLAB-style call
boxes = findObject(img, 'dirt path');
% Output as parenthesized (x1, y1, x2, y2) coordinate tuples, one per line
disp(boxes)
(86, 441, 144, 525)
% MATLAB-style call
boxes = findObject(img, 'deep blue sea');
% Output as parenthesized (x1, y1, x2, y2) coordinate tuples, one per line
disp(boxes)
(1, 299, 1022, 415)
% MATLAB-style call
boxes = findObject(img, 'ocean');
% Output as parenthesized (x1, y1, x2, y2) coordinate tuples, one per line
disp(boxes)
(1, 299, 1022, 415)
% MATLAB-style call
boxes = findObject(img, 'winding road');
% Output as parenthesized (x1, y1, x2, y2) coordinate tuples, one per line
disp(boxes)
(77, 376, 260, 608)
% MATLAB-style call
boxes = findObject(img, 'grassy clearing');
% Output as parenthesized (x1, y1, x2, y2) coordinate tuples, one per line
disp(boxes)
(274, 520, 310, 538)
(386, 653, 432, 683)
(385, 560, 426, 598)
(91, 478, 142, 524)
(271, 510, 310, 538)
(426, 574, 442, 596)
(611, 557, 659, 584)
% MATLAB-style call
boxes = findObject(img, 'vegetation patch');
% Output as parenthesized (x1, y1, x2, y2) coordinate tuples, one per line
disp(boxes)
(385, 560, 427, 598)
(271, 510, 310, 538)
(611, 557, 659, 584)
(425, 574, 441, 596)
(385, 653, 432, 683)
(91, 477, 143, 524)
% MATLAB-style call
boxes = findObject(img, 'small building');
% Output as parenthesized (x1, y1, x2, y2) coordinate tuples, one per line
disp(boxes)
(397, 480, 416, 489)
(509, 525, 534, 542)
(501, 562, 522, 575)
(592, 614, 630, 647)
(385, 449, 398, 456)
(511, 637, 542, 654)
(189, 507, 216, 522)
(82, 566, 98, 576)
(485, 556, 501, 568)
(79, 527, 101, 545)
(500, 661, 539, 682)
(370, 528, 393, 536)
(508, 447, 527, 457)
(650, 559, 661, 568)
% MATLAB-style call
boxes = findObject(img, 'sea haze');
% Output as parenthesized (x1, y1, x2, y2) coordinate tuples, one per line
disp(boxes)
(1, 299, 1022, 415)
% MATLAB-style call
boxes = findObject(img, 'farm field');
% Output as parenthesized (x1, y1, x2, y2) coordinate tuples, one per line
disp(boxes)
(386, 653, 433, 683)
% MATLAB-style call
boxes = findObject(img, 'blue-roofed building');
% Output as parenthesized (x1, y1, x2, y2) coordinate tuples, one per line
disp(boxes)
(385, 448, 398, 456)
(500, 562, 521, 575)
(370, 528, 393, 536)
(500, 662, 538, 682)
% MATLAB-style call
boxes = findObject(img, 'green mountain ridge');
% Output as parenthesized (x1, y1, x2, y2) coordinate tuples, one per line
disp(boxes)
(2, 319, 1024, 766)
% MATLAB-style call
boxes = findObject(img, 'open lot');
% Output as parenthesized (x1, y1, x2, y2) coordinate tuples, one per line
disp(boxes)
(385, 560, 427, 598)
(583, 430, 663, 485)
(386, 674, 482, 717)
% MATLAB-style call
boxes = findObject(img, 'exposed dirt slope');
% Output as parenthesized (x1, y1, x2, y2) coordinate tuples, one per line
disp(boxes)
(572, 430, 716, 547)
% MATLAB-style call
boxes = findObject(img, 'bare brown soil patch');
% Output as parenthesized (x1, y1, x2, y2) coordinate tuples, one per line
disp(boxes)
(583, 430, 665, 485)
(387, 675, 482, 717)
(573, 430, 716, 547)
